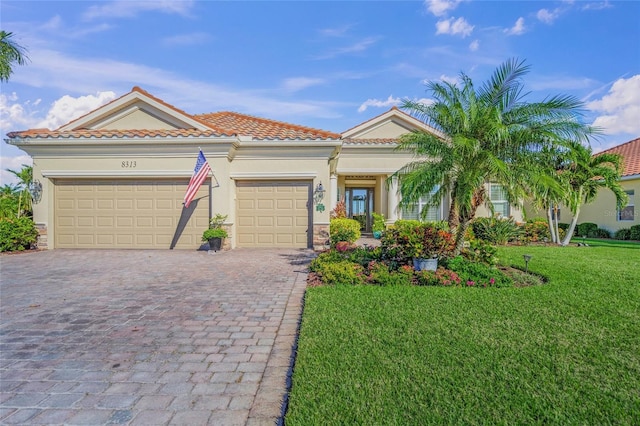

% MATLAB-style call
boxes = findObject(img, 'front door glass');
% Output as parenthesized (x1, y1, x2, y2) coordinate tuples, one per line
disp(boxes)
(346, 188, 374, 232)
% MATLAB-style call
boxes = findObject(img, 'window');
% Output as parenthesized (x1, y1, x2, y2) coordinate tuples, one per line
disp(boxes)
(618, 190, 635, 221)
(551, 204, 561, 221)
(489, 183, 510, 217)
(401, 187, 441, 221)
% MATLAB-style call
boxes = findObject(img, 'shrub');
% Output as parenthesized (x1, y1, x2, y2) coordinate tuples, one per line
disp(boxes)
(630, 224, 640, 241)
(522, 220, 551, 243)
(558, 222, 570, 232)
(0, 216, 38, 252)
(521, 220, 565, 243)
(415, 267, 461, 287)
(381, 220, 455, 267)
(592, 228, 611, 239)
(445, 256, 512, 288)
(365, 261, 413, 286)
(372, 212, 385, 233)
(309, 252, 365, 285)
(576, 222, 598, 238)
(330, 198, 346, 219)
(461, 239, 498, 266)
(329, 218, 361, 246)
(614, 228, 632, 240)
(472, 217, 522, 245)
(346, 246, 383, 268)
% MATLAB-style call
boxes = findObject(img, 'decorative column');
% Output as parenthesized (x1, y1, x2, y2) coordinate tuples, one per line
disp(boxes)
(387, 176, 399, 222)
(330, 173, 338, 211)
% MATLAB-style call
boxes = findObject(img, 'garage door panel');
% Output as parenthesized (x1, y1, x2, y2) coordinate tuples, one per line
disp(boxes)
(136, 217, 153, 227)
(136, 199, 153, 209)
(257, 199, 274, 209)
(277, 199, 293, 210)
(55, 180, 208, 249)
(97, 217, 113, 227)
(236, 181, 310, 248)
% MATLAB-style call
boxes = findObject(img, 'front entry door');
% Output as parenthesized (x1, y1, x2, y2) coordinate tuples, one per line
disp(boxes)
(346, 188, 374, 232)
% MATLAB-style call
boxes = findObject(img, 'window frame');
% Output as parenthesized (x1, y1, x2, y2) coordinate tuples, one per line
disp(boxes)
(618, 190, 635, 222)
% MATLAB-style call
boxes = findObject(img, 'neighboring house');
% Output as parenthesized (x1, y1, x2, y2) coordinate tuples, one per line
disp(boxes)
(560, 137, 639, 233)
(5, 87, 522, 250)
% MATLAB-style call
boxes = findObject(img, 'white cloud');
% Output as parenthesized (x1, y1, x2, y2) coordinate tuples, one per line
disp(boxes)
(0, 93, 42, 133)
(358, 95, 401, 113)
(282, 77, 326, 93)
(319, 25, 354, 37)
(435, 17, 474, 37)
(83, 0, 195, 21)
(162, 32, 211, 47)
(439, 74, 458, 84)
(469, 39, 479, 51)
(588, 75, 640, 135)
(582, 1, 612, 11)
(37, 91, 117, 130)
(505, 17, 526, 35)
(425, 0, 462, 17)
(0, 155, 33, 186)
(537, 8, 561, 24)
(313, 37, 380, 60)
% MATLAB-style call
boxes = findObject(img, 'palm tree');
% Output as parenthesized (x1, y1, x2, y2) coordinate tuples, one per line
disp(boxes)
(558, 142, 626, 246)
(0, 30, 28, 82)
(522, 145, 572, 243)
(6, 165, 33, 217)
(392, 58, 597, 254)
(0, 183, 20, 218)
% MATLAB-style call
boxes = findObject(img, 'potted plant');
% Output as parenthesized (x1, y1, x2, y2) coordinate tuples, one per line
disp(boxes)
(202, 214, 228, 252)
(409, 225, 455, 271)
(372, 212, 385, 239)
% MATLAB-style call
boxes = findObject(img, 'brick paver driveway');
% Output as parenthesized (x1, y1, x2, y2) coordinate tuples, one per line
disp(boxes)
(0, 249, 313, 425)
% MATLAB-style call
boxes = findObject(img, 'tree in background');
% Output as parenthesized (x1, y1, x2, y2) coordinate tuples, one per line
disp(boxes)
(0, 30, 28, 82)
(5, 165, 33, 218)
(558, 142, 626, 246)
(392, 58, 597, 254)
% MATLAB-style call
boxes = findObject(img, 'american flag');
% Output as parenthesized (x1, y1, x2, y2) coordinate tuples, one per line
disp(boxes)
(183, 150, 211, 208)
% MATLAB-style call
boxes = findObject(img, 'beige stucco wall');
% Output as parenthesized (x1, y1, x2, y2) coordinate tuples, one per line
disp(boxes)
(571, 178, 639, 232)
(353, 120, 415, 139)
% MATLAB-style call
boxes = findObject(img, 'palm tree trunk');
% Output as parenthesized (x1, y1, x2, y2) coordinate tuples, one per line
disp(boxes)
(561, 205, 580, 246)
(453, 219, 470, 256)
(546, 205, 557, 243)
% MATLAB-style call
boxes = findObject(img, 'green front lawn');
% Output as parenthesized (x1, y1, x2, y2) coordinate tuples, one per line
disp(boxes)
(286, 244, 640, 425)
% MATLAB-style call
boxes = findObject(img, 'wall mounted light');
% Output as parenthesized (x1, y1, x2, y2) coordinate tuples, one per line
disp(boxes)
(314, 182, 325, 202)
(28, 180, 42, 204)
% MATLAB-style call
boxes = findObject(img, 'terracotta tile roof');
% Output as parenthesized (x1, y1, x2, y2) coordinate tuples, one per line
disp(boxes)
(342, 138, 398, 145)
(195, 111, 340, 140)
(6, 128, 227, 139)
(597, 137, 640, 177)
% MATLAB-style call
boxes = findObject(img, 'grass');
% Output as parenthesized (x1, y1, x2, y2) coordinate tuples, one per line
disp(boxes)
(286, 243, 640, 425)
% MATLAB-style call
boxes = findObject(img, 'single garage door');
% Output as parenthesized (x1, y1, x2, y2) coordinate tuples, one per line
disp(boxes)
(54, 179, 209, 249)
(236, 181, 311, 248)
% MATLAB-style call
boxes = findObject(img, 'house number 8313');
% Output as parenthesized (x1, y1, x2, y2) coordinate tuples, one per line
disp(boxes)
(121, 161, 137, 168)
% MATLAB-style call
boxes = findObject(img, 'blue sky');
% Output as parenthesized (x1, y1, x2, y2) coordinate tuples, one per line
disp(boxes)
(2, 0, 639, 184)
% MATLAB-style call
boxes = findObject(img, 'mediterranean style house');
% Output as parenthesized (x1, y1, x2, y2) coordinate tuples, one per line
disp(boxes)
(5, 87, 523, 250)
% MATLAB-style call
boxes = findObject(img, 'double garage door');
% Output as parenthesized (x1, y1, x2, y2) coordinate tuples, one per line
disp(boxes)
(55, 179, 209, 249)
(54, 179, 311, 249)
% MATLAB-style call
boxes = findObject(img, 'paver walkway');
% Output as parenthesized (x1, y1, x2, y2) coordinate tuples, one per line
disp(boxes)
(0, 248, 313, 425)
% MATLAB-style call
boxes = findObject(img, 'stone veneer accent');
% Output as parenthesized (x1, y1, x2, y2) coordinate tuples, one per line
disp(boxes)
(313, 223, 330, 251)
(35, 223, 48, 249)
